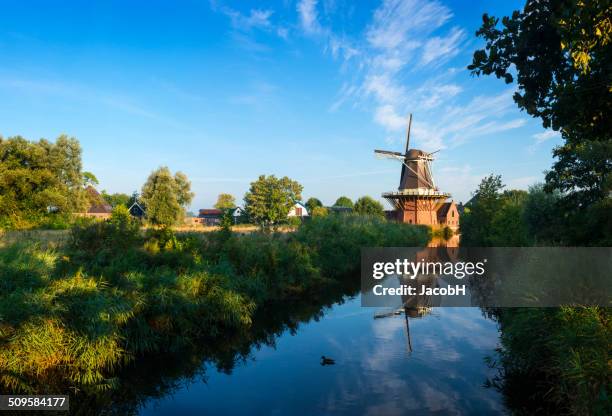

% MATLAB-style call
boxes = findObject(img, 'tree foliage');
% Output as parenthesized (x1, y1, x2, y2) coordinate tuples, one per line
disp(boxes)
(311, 206, 328, 217)
(468, 0, 611, 240)
(100, 191, 131, 208)
(0, 135, 88, 228)
(243, 175, 303, 229)
(214, 193, 236, 210)
(461, 175, 507, 246)
(83, 171, 99, 187)
(353, 196, 385, 218)
(140, 167, 194, 227)
(334, 196, 354, 209)
(305, 197, 323, 213)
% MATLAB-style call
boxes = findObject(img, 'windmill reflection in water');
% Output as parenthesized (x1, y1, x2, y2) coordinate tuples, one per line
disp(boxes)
(373, 244, 460, 353)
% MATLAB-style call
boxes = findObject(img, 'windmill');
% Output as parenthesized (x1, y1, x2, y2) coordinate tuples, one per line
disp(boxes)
(375, 114, 450, 225)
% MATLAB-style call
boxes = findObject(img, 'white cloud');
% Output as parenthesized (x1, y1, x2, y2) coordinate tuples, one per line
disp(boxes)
(420, 84, 462, 109)
(212, 4, 288, 45)
(527, 129, 561, 154)
(364, 74, 404, 105)
(420, 27, 465, 66)
(374, 105, 406, 131)
(298, 0, 324, 35)
(298, 0, 529, 152)
(366, 0, 452, 51)
(226, 9, 273, 31)
(533, 129, 560, 143)
(276, 26, 289, 39)
(328, 35, 359, 60)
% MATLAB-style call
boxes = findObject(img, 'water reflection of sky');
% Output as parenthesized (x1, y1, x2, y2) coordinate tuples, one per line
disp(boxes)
(140, 297, 505, 415)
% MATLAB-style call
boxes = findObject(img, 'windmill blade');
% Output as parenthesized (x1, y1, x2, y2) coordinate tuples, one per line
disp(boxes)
(374, 149, 404, 157)
(428, 149, 441, 155)
(404, 113, 413, 153)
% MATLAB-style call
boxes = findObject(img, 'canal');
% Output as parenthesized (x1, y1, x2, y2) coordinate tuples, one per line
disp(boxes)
(136, 291, 505, 415)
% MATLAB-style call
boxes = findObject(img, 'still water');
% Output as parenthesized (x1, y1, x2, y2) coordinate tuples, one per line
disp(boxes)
(138, 294, 505, 415)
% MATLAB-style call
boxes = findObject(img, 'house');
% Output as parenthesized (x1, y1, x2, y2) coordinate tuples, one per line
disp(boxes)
(287, 202, 309, 217)
(128, 202, 146, 219)
(231, 206, 245, 224)
(78, 186, 112, 219)
(198, 209, 224, 226)
(435, 201, 460, 230)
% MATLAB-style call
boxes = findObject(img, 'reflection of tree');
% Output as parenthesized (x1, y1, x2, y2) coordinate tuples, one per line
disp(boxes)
(67, 276, 361, 415)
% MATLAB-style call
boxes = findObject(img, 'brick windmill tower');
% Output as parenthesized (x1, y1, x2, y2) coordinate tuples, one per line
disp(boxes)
(375, 114, 459, 228)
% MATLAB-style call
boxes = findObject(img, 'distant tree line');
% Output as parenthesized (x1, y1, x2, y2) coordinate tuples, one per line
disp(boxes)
(0, 135, 89, 228)
(0, 135, 195, 230)
(1, 136, 391, 231)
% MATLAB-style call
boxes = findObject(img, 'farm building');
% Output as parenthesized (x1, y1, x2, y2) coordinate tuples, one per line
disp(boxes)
(287, 202, 309, 217)
(197, 209, 223, 226)
(128, 202, 146, 219)
(77, 186, 112, 219)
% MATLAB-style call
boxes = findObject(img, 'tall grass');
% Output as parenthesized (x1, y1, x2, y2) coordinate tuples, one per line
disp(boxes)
(490, 307, 611, 415)
(0, 214, 430, 393)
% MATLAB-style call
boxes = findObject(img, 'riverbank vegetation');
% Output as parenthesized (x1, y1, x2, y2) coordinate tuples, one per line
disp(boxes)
(0, 214, 429, 394)
(467, 3, 611, 411)
(462, 175, 611, 414)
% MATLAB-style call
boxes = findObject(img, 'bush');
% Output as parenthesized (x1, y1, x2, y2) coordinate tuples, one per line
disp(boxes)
(295, 214, 429, 277)
(353, 196, 385, 218)
(311, 206, 328, 217)
(494, 307, 611, 415)
(1, 214, 431, 393)
(68, 209, 141, 261)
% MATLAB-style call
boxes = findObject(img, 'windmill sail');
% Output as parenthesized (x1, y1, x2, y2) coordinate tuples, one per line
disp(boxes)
(399, 114, 412, 190)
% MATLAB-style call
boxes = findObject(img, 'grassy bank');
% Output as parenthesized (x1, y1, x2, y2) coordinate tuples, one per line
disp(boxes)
(0, 215, 430, 393)
(492, 307, 611, 415)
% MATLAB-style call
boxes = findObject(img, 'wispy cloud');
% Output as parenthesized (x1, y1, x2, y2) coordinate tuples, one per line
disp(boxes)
(225, 8, 273, 31)
(0, 74, 190, 130)
(211, 2, 289, 51)
(301, 0, 527, 151)
(420, 27, 465, 66)
(297, 0, 324, 35)
(366, 0, 452, 51)
(527, 129, 561, 154)
(227, 80, 279, 110)
(533, 129, 560, 144)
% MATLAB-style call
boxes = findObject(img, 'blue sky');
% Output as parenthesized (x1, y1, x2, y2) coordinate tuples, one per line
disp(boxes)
(0, 0, 562, 210)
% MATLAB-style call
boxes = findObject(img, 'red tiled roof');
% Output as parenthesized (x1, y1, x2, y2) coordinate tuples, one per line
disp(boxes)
(199, 209, 223, 216)
(436, 202, 452, 218)
(85, 186, 112, 214)
(88, 204, 113, 214)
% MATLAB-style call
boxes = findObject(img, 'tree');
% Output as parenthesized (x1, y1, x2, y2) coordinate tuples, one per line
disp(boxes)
(83, 171, 99, 187)
(140, 167, 194, 227)
(0, 135, 88, 228)
(305, 197, 323, 212)
(127, 191, 139, 207)
(460, 175, 505, 246)
(214, 193, 236, 210)
(354, 196, 385, 218)
(311, 206, 328, 217)
(468, 1, 611, 240)
(219, 210, 234, 234)
(334, 196, 354, 209)
(100, 191, 131, 208)
(523, 183, 562, 243)
(244, 175, 303, 229)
